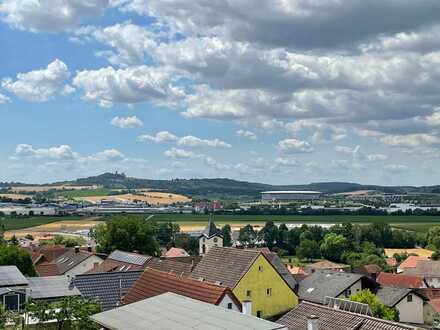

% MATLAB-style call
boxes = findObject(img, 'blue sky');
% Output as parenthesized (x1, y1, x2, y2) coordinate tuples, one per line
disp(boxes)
(1, 1, 440, 185)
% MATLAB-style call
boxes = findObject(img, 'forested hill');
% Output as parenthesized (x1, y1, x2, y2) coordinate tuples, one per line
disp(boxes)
(46, 172, 440, 198)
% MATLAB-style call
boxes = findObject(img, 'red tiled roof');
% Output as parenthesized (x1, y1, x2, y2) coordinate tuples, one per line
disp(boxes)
(36, 262, 60, 277)
(399, 256, 428, 270)
(429, 298, 440, 314)
(376, 272, 425, 289)
(164, 247, 189, 258)
(420, 288, 440, 300)
(23, 245, 67, 264)
(123, 267, 241, 309)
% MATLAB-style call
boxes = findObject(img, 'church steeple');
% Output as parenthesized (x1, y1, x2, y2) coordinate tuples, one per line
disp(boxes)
(199, 214, 223, 255)
(201, 214, 222, 239)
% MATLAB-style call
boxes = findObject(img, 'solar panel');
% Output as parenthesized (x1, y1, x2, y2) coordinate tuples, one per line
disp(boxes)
(324, 296, 371, 316)
(108, 250, 150, 266)
(0, 266, 29, 287)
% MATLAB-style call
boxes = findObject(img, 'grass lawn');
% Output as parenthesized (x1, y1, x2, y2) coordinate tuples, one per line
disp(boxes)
(391, 223, 440, 233)
(151, 213, 440, 224)
(0, 216, 86, 231)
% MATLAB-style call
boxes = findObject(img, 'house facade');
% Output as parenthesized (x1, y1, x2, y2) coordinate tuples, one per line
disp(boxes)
(198, 217, 223, 255)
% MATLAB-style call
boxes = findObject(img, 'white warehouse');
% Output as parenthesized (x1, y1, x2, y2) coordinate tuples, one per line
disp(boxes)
(261, 190, 321, 202)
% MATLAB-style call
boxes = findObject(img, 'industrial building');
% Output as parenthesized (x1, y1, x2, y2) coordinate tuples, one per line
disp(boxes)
(261, 191, 321, 202)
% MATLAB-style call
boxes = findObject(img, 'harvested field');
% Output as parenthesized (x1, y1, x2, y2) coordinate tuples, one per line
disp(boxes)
(75, 192, 191, 205)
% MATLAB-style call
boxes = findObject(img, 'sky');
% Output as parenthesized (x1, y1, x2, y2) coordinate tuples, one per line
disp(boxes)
(0, 1, 440, 185)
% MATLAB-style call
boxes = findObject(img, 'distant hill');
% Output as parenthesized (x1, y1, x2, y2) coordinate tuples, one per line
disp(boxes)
(52, 172, 440, 199)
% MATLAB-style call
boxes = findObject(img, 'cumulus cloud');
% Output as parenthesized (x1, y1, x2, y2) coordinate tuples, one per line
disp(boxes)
(381, 134, 440, 149)
(164, 147, 199, 159)
(0, 0, 109, 32)
(137, 131, 178, 143)
(72, 66, 184, 107)
(138, 131, 231, 148)
(274, 157, 297, 167)
(366, 154, 388, 162)
(92, 149, 125, 161)
(277, 139, 314, 154)
(237, 129, 257, 140)
(0, 93, 10, 104)
(14, 144, 77, 159)
(2, 59, 70, 102)
(111, 116, 143, 128)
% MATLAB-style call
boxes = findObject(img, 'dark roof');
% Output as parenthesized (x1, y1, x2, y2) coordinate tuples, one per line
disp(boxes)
(262, 251, 297, 290)
(277, 301, 417, 330)
(0, 266, 29, 287)
(376, 287, 413, 307)
(28, 276, 80, 300)
(145, 257, 195, 277)
(354, 264, 381, 275)
(200, 216, 222, 238)
(298, 270, 364, 304)
(404, 260, 440, 277)
(123, 267, 241, 309)
(107, 250, 151, 266)
(191, 247, 261, 288)
(54, 249, 97, 274)
(376, 272, 425, 289)
(73, 270, 142, 311)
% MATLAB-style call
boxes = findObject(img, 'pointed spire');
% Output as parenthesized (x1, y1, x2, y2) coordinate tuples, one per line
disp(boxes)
(202, 213, 222, 238)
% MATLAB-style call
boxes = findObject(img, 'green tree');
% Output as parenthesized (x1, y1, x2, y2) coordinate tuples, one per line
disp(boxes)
(221, 224, 232, 247)
(296, 239, 320, 261)
(9, 234, 18, 246)
(238, 224, 257, 247)
(350, 290, 398, 321)
(0, 244, 35, 276)
(320, 233, 348, 262)
(174, 233, 199, 255)
(155, 222, 180, 246)
(0, 305, 6, 329)
(427, 226, 440, 250)
(94, 215, 160, 255)
(258, 221, 278, 249)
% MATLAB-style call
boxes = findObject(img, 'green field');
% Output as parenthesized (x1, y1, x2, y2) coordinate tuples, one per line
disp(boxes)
(55, 188, 113, 198)
(391, 223, 440, 233)
(151, 213, 440, 224)
(0, 216, 86, 231)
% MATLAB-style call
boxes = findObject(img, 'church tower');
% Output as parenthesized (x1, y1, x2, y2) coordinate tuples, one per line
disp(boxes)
(199, 215, 223, 255)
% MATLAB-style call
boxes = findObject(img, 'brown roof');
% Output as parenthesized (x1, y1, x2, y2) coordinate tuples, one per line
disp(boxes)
(306, 260, 350, 270)
(399, 256, 428, 270)
(385, 257, 398, 267)
(145, 257, 195, 277)
(123, 267, 241, 309)
(277, 301, 416, 330)
(164, 247, 189, 258)
(404, 260, 440, 277)
(420, 288, 440, 300)
(190, 247, 261, 288)
(429, 298, 440, 314)
(36, 262, 60, 277)
(23, 245, 68, 264)
(376, 272, 426, 289)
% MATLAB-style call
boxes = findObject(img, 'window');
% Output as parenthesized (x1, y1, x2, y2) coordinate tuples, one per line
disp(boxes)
(266, 288, 272, 296)
(407, 294, 413, 302)
(258, 266, 263, 272)
(246, 290, 252, 297)
(203, 238, 206, 242)
(256, 311, 262, 318)
(202, 245, 206, 254)
(227, 303, 233, 309)
(214, 238, 218, 243)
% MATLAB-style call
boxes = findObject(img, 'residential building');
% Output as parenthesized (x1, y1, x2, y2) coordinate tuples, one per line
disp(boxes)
(397, 255, 429, 273)
(123, 267, 242, 311)
(304, 260, 351, 273)
(376, 286, 426, 324)
(353, 264, 381, 280)
(199, 216, 223, 255)
(0, 266, 29, 311)
(276, 301, 417, 330)
(190, 246, 298, 319)
(91, 292, 288, 330)
(376, 272, 427, 289)
(27, 276, 80, 301)
(404, 260, 440, 288)
(297, 270, 377, 305)
(144, 256, 199, 277)
(88, 250, 151, 273)
(163, 247, 189, 258)
(73, 270, 142, 311)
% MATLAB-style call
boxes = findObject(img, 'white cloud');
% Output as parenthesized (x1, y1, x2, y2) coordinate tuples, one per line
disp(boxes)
(92, 149, 125, 161)
(0, 0, 109, 32)
(73, 66, 184, 107)
(380, 134, 440, 149)
(334, 145, 360, 156)
(274, 157, 297, 167)
(237, 129, 257, 140)
(366, 154, 388, 162)
(137, 131, 178, 143)
(2, 59, 70, 102)
(111, 116, 143, 128)
(14, 144, 77, 159)
(384, 164, 408, 171)
(277, 139, 314, 154)
(0, 93, 10, 104)
(164, 147, 199, 159)
(177, 136, 231, 148)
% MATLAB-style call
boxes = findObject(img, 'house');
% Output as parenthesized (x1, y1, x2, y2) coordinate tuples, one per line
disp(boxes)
(276, 301, 417, 330)
(397, 255, 429, 273)
(144, 256, 198, 277)
(190, 246, 298, 319)
(376, 272, 427, 289)
(376, 286, 426, 324)
(27, 276, 81, 301)
(297, 270, 377, 305)
(353, 264, 381, 280)
(0, 266, 29, 311)
(404, 260, 440, 288)
(73, 270, 142, 311)
(163, 247, 189, 258)
(88, 250, 151, 273)
(123, 267, 242, 311)
(199, 216, 223, 255)
(304, 260, 351, 273)
(24, 244, 67, 265)
(36, 246, 103, 276)
(91, 292, 287, 330)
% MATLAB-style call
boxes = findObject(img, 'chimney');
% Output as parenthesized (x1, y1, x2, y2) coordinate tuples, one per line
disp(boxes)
(307, 315, 319, 330)
(74, 246, 80, 253)
(242, 300, 252, 315)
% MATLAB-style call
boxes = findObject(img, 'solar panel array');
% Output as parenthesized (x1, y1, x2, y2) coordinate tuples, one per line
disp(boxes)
(28, 276, 80, 299)
(108, 250, 150, 266)
(324, 296, 372, 316)
(0, 266, 29, 287)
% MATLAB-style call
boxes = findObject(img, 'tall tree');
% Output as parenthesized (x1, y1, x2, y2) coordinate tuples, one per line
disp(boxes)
(238, 224, 257, 247)
(221, 224, 232, 247)
(258, 221, 278, 249)
(320, 233, 348, 262)
(0, 244, 35, 276)
(296, 239, 320, 261)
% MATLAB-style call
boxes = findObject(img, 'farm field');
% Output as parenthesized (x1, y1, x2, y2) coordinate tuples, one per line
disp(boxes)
(56, 188, 114, 198)
(10, 185, 99, 192)
(0, 216, 87, 231)
(75, 192, 191, 205)
(390, 223, 439, 233)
